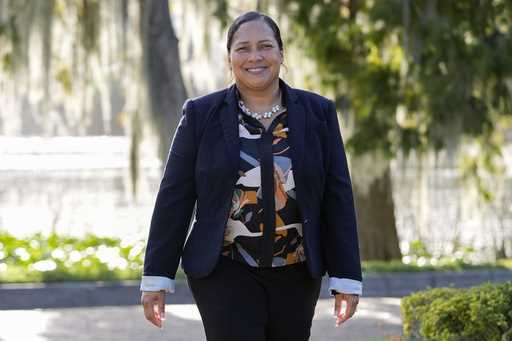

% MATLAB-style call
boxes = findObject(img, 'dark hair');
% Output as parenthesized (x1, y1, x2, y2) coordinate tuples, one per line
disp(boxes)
(226, 11, 283, 53)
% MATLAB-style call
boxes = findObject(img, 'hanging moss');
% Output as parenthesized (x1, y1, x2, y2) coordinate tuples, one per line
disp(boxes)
(78, 0, 101, 55)
(39, 0, 55, 96)
(0, 0, 34, 73)
(129, 109, 142, 200)
(55, 67, 73, 94)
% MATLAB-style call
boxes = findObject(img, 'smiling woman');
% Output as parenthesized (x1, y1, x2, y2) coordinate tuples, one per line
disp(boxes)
(140, 10, 363, 341)
(227, 15, 283, 96)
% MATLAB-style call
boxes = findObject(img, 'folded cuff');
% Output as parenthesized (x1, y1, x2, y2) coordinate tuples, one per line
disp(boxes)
(328, 277, 363, 296)
(140, 275, 175, 293)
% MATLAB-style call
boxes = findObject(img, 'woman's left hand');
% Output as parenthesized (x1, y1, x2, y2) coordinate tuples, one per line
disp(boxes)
(333, 293, 359, 327)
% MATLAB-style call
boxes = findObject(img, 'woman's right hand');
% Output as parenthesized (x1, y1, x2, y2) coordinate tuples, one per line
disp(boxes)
(141, 290, 166, 328)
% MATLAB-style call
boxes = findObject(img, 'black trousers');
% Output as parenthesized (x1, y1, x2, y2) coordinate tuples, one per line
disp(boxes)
(187, 256, 322, 341)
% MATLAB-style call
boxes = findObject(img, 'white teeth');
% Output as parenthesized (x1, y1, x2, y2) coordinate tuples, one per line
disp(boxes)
(247, 67, 265, 72)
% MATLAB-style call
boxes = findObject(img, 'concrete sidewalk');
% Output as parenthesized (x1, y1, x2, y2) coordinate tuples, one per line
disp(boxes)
(0, 297, 402, 341)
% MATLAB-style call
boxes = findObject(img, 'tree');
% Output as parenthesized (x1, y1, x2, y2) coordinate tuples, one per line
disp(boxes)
(0, 0, 189, 198)
(278, 0, 512, 260)
(140, 0, 187, 165)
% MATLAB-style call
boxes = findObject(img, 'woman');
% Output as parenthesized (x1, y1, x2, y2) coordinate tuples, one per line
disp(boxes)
(140, 11, 362, 340)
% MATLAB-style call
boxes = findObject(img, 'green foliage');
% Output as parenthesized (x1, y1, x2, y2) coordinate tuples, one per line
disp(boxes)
(282, 0, 512, 156)
(0, 231, 190, 283)
(400, 239, 479, 268)
(401, 282, 512, 341)
(0, 0, 102, 74)
(363, 239, 511, 273)
(0, 230, 508, 283)
(499, 259, 512, 269)
(211, 0, 230, 29)
(280, 0, 512, 201)
(362, 259, 509, 274)
(0, 231, 146, 283)
(407, 240, 433, 259)
(401, 287, 459, 339)
(77, 0, 101, 54)
(0, 0, 32, 73)
(55, 67, 73, 93)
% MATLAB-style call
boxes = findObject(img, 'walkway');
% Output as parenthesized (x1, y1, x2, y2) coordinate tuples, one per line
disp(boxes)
(0, 297, 401, 341)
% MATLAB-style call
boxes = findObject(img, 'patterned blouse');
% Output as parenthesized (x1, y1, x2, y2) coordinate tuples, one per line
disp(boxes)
(221, 96, 306, 268)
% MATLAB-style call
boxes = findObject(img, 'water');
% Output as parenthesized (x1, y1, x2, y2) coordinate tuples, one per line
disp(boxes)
(0, 136, 161, 239)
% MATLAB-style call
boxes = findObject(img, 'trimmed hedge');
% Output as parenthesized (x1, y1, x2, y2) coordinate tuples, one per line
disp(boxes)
(401, 282, 512, 341)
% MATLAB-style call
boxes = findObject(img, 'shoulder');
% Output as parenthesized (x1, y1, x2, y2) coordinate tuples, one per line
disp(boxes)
(180, 87, 229, 137)
(181, 87, 228, 124)
(185, 88, 228, 112)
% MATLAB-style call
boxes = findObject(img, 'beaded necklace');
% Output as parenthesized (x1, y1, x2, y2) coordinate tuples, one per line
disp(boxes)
(238, 100, 284, 120)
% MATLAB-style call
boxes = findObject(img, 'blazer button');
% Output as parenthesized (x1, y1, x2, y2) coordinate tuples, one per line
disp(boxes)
(303, 219, 309, 224)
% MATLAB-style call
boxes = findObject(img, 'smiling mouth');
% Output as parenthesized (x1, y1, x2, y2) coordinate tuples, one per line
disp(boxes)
(245, 67, 267, 74)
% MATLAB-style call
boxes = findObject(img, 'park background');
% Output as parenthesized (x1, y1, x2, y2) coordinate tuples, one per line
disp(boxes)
(0, 1, 511, 340)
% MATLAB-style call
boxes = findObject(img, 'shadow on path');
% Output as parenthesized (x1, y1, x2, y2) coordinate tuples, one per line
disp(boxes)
(0, 297, 402, 341)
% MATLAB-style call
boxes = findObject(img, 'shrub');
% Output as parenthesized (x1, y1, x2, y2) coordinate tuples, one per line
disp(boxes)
(401, 282, 512, 341)
(0, 231, 188, 283)
(0, 231, 144, 283)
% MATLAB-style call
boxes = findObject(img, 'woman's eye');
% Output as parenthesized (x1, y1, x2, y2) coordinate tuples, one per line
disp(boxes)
(237, 47, 248, 52)
(262, 45, 273, 49)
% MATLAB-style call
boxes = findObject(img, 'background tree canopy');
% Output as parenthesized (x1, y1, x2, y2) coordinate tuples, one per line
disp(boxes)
(280, 0, 512, 155)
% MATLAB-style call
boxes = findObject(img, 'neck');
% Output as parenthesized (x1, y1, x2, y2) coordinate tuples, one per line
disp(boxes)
(235, 80, 281, 112)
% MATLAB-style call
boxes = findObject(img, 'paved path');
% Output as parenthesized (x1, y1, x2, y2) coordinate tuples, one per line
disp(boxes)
(0, 297, 401, 341)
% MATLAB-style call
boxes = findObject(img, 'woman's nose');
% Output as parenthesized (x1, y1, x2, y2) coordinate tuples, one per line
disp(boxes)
(247, 50, 263, 62)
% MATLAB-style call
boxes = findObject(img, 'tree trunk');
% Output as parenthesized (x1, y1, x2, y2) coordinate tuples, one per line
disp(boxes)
(351, 152, 402, 261)
(140, 0, 187, 164)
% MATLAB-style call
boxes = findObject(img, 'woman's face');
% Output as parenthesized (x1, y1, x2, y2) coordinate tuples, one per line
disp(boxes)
(228, 20, 283, 92)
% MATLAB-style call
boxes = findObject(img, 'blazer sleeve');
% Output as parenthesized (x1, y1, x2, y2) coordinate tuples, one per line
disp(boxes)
(322, 99, 363, 284)
(142, 99, 198, 283)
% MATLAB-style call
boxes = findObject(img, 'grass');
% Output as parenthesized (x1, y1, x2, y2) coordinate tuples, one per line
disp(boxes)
(362, 259, 511, 274)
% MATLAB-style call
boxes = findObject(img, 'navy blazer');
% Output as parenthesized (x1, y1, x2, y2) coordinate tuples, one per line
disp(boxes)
(143, 79, 362, 284)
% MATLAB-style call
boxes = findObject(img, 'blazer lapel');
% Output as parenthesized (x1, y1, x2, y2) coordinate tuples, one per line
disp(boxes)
(219, 80, 306, 180)
(281, 79, 306, 181)
(220, 84, 240, 175)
